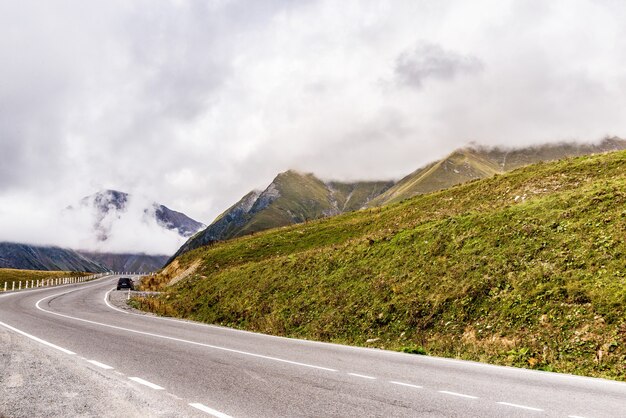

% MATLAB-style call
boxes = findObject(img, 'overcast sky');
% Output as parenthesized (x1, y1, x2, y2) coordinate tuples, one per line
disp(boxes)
(1, 0, 626, 254)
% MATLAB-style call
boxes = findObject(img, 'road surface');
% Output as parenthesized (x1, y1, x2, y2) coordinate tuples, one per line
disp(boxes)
(1, 275, 625, 417)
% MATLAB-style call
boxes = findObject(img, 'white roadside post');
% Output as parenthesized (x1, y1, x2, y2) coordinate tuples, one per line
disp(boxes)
(18, 282, 21, 290)
(12, 282, 15, 291)
(3, 282, 6, 292)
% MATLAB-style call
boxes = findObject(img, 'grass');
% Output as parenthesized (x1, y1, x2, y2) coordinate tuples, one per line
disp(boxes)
(138, 150, 626, 380)
(0, 269, 85, 291)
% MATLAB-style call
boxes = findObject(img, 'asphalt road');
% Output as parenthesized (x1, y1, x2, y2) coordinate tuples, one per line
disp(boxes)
(1, 275, 625, 417)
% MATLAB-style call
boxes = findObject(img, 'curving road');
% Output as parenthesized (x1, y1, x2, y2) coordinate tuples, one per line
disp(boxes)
(1, 275, 625, 417)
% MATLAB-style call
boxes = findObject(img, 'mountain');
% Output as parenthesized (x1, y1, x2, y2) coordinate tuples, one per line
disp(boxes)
(77, 251, 168, 273)
(170, 171, 393, 260)
(369, 137, 626, 207)
(75, 190, 206, 242)
(0, 242, 107, 272)
(171, 138, 626, 262)
(141, 149, 626, 380)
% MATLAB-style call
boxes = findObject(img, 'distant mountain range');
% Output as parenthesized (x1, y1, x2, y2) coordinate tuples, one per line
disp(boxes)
(0, 242, 107, 272)
(0, 190, 205, 273)
(171, 137, 626, 261)
(77, 251, 168, 273)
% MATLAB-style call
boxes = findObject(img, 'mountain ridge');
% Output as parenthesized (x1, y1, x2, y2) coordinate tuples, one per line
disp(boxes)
(74, 189, 206, 242)
(369, 137, 626, 206)
(171, 137, 626, 261)
(77, 251, 168, 272)
(0, 242, 108, 272)
(169, 171, 393, 262)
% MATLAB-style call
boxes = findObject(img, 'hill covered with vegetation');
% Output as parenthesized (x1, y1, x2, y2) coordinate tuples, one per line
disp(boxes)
(369, 137, 626, 206)
(0, 268, 86, 290)
(170, 170, 392, 261)
(139, 150, 626, 380)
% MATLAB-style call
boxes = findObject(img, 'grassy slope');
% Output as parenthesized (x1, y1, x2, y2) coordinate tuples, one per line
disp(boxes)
(328, 181, 394, 212)
(141, 151, 626, 380)
(369, 138, 626, 207)
(234, 173, 392, 238)
(369, 150, 501, 206)
(238, 171, 332, 236)
(0, 269, 85, 290)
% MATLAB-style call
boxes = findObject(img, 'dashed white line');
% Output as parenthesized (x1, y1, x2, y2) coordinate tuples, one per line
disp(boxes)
(189, 402, 232, 418)
(438, 390, 478, 399)
(0, 320, 76, 355)
(348, 373, 376, 380)
(497, 402, 543, 411)
(568, 415, 587, 418)
(87, 360, 114, 370)
(36, 293, 338, 372)
(128, 377, 165, 390)
(390, 381, 423, 389)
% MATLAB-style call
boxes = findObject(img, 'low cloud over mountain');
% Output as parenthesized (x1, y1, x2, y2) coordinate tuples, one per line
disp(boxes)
(64, 190, 205, 255)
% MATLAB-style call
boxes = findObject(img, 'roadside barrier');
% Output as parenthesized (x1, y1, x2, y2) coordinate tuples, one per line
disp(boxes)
(1, 271, 157, 293)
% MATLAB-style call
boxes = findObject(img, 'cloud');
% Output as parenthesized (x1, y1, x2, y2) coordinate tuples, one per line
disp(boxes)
(1, 0, 626, 253)
(394, 42, 483, 89)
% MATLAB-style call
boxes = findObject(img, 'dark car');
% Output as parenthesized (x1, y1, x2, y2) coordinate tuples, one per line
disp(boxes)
(116, 277, 134, 291)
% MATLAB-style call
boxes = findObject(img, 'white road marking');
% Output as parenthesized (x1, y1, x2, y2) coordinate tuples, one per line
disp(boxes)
(36, 292, 338, 372)
(0, 320, 76, 355)
(128, 377, 165, 390)
(104, 289, 130, 314)
(390, 381, 423, 389)
(438, 390, 478, 399)
(348, 373, 376, 380)
(87, 360, 114, 370)
(568, 415, 587, 418)
(189, 402, 233, 418)
(497, 402, 543, 411)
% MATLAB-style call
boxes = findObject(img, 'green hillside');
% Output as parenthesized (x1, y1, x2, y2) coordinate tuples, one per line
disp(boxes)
(170, 170, 392, 261)
(238, 171, 333, 235)
(370, 137, 626, 206)
(140, 150, 626, 380)
(0, 269, 85, 291)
